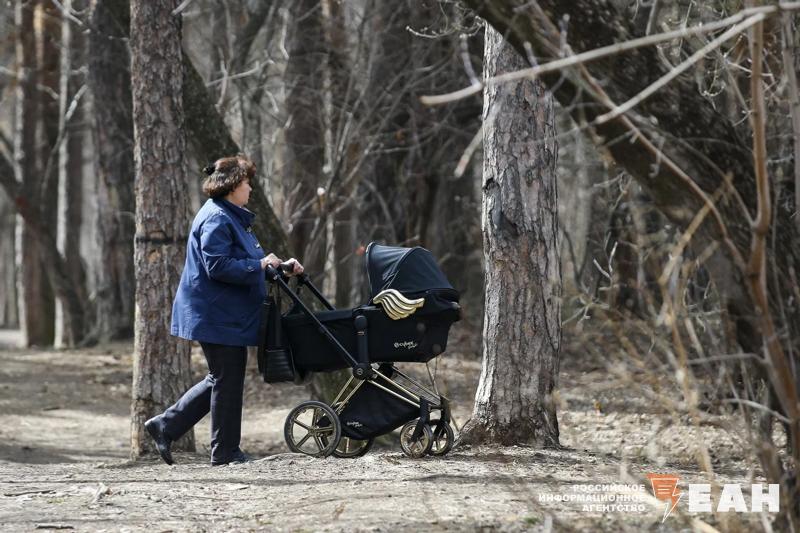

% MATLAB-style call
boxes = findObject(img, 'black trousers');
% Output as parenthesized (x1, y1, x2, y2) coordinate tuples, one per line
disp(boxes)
(159, 342, 247, 462)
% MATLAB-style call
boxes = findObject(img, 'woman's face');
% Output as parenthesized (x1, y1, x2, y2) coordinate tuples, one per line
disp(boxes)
(227, 178, 252, 207)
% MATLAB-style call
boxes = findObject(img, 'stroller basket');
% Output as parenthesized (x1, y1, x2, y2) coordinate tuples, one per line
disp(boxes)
(337, 380, 420, 440)
(283, 298, 459, 373)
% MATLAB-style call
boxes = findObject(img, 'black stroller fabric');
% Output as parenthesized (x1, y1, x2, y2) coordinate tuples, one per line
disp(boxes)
(338, 381, 420, 440)
(283, 305, 458, 372)
(366, 243, 457, 299)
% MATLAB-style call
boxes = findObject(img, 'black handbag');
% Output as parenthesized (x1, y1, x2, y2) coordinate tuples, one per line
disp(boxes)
(257, 285, 296, 383)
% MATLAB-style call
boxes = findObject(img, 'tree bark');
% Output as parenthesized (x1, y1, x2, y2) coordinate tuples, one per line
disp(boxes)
(129, 0, 194, 457)
(0, 190, 17, 328)
(87, 0, 136, 341)
(14, 0, 53, 347)
(460, 26, 561, 446)
(284, 0, 327, 279)
(39, 0, 61, 225)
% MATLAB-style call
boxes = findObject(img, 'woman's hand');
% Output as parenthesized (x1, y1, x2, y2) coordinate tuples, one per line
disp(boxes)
(260, 253, 281, 270)
(284, 258, 304, 276)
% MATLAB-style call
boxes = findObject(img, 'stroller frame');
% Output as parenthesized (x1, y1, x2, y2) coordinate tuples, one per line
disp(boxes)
(266, 266, 453, 458)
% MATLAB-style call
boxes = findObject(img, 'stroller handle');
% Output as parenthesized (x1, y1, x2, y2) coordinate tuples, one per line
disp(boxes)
(265, 261, 303, 278)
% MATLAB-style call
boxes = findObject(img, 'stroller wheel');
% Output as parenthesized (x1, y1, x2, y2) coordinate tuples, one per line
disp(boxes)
(331, 437, 374, 458)
(284, 401, 342, 457)
(427, 420, 455, 456)
(399, 420, 433, 458)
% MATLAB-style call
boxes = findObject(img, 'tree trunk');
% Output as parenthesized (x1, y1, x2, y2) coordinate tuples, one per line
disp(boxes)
(129, 0, 194, 457)
(0, 190, 17, 328)
(284, 0, 327, 280)
(459, 26, 561, 447)
(39, 0, 61, 224)
(38, 0, 61, 339)
(14, 0, 53, 347)
(56, 0, 89, 347)
(87, 0, 136, 342)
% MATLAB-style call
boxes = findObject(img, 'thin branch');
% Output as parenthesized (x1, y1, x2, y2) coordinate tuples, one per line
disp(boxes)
(0, 148, 20, 199)
(645, 0, 662, 36)
(595, 13, 766, 125)
(421, 3, 800, 106)
(720, 399, 792, 424)
(49, 0, 83, 26)
(206, 61, 269, 87)
(746, 8, 800, 475)
(658, 181, 726, 286)
(41, 85, 87, 199)
(459, 33, 480, 86)
(686, 352, 760, 365)
(171, 0, 197, 16)
(454, 104, 498, 178)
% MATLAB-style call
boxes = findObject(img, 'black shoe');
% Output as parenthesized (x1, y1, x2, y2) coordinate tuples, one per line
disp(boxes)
(144, 416, 174, 465)
(211, 448, 253, 466)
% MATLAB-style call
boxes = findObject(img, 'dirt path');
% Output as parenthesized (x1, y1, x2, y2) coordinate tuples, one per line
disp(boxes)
(0, 331, 768, 532)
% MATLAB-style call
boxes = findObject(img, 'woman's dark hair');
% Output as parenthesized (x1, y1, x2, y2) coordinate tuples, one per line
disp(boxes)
(202, 156, 256, 198)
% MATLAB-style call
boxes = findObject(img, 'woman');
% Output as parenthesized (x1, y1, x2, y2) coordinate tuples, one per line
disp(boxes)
(144, 155, 303, 466)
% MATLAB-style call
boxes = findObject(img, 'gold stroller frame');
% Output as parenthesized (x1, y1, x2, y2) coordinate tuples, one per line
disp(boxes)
(324, 363, 453, 459)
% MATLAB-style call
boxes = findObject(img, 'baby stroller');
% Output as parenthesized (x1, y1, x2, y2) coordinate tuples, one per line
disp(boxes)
(258, 242, 461, 458)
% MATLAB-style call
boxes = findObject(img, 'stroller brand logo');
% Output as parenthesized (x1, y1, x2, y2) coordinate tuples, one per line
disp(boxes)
(346, 421, 363, 428)
(394, 341, 418, 350)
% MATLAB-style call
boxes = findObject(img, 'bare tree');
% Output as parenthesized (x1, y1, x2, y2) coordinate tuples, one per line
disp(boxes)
(129, 0, 194, 457)
(283, 0, 327, 281)
(459, 25, 560, 446)
(14, 0, 53, 347)
(88, 0, 136, 342)
(56, 0, 89, 347)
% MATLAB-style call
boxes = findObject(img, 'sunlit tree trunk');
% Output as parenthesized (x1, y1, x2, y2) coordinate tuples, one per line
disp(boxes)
(56, 0, 89, 347)
(129, 0, 194, 457)
(460, 26, 561, 446)
(15, 0, 52, 347)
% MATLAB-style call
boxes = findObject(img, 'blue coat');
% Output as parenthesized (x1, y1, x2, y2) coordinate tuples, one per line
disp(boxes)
(171, 198, 267, 347)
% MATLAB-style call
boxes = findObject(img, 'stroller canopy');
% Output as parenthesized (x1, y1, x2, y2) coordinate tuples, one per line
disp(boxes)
(366, 242, 455, 298)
